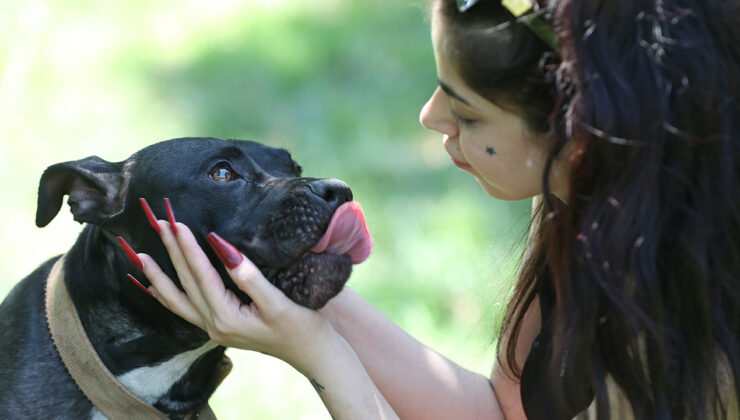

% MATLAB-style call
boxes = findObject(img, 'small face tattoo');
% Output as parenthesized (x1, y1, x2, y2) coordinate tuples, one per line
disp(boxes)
(486, 146, 496, 156)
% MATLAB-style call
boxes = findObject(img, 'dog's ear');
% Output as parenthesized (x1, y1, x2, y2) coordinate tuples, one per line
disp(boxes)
(36, 156, 129, 227)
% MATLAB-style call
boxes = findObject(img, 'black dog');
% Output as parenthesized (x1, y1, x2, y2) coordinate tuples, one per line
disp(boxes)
(0, 137, 369, 418)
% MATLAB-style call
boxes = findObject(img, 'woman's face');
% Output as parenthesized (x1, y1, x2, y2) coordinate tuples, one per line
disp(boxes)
(419, 11, 569, 200)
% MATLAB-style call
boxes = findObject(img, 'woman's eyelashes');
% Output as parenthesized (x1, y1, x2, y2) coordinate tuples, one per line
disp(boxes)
(451, 109, 478, 127)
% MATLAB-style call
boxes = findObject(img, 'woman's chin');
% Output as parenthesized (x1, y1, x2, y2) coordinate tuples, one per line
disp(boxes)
(477, 179, 528, 201)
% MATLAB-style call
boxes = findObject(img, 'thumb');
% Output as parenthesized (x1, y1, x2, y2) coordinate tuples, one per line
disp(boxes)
(207, 232, 286, 312)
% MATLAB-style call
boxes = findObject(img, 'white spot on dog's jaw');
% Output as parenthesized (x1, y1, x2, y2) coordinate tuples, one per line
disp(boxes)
(88, 341, 218, 419)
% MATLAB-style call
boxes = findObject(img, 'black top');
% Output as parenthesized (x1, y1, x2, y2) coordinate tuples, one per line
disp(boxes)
(520, 282, 595, 419)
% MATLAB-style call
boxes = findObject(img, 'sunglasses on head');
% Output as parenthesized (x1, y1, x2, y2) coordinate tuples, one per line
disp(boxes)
(456, 0, 481, 12)
(456, 0, 557, 50)
(457, 0, 532, 14)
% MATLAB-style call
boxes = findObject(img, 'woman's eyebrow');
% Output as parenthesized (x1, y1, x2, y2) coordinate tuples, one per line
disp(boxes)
(438, 79, 474, 107)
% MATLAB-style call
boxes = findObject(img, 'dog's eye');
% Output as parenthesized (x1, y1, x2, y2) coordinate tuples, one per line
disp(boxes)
(210, 166, 234, 182)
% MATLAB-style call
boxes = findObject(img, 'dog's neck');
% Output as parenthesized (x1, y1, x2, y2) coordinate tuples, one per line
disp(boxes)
(65, 226, 208, 364)
(62, 225, 227, 416)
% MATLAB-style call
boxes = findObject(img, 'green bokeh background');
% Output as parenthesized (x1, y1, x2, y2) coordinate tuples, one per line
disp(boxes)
(0, 0, 531, 418)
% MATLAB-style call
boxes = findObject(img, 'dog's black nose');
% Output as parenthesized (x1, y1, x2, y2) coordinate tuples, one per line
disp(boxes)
(307, 179, 353, 207)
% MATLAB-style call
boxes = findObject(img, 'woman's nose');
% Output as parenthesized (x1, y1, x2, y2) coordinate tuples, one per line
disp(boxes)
(419, 88, 458, 137)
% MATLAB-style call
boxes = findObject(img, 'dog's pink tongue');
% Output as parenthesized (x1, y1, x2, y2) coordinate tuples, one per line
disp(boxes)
(310, 201, 373, 264)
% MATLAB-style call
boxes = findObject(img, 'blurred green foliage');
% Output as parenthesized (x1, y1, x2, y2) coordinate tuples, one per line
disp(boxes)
(1, 0, 531, 418)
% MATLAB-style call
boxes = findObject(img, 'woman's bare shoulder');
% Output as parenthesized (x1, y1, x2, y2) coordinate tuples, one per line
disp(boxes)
(490, 295, 541, 420)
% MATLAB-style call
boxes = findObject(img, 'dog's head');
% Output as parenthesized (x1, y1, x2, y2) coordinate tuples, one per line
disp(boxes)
(35, 137, 372, 309)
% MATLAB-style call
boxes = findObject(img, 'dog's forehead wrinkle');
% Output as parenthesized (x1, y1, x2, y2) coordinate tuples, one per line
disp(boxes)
(221, 144, 246, 157)
(134, 138, 232, 173)
(237, 144, 301, 177)
(257, 174, 290, 190)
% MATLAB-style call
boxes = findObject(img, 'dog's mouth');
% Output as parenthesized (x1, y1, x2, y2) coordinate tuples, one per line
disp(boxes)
(308, 201, 373, 263)
(259, 201, 373, 309)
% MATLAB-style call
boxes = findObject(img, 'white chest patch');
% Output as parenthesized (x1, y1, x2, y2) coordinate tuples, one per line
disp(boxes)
(88, 341, 218, 419)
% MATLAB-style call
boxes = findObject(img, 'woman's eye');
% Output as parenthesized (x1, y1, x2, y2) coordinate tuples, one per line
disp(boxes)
(210, 166, 234, 182)
(452, 110, 477, 127)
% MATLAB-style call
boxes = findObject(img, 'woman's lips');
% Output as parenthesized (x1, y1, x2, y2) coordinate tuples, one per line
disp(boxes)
(451, 158, 472, 170)
(442, 135, 473, 170)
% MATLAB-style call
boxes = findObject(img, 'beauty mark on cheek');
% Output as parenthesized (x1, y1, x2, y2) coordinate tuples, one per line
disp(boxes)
(486, 146, 496, 156)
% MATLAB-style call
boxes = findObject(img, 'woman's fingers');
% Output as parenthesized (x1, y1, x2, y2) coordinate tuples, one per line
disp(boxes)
(174, 227, 288, 320)
(156, 218, 213, 316)
(137, 198, 305, 342)
(157, 226, 283, 345)
(138, 253, 205, 329)
(221, 244, 296, 321)
(172, 224, 234, 309)
(140, 198, 212, 316)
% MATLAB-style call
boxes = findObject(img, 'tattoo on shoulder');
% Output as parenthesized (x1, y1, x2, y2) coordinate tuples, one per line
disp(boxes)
(486, 146, 496, 156)
(310, 378, 326, 393)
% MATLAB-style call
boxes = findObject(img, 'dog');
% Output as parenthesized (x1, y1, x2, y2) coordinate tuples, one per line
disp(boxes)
(0, 137, 372, 419)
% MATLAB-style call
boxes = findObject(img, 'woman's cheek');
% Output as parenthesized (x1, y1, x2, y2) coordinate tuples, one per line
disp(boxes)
(460, 137, 492, 166)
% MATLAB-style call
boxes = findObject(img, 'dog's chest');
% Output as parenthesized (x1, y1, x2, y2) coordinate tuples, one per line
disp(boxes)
(89, 341, 218, 419)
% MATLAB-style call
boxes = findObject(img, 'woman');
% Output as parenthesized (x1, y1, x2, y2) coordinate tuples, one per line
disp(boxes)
(132, 0, 740, 418)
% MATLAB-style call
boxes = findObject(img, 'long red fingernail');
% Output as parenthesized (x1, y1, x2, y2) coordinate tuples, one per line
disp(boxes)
(117, 236, 143, 270)
(163, 198, 178, 235)
(139, 198, 161, 234)
(206, 232, 243, 269)
(127, 274, 155, 298)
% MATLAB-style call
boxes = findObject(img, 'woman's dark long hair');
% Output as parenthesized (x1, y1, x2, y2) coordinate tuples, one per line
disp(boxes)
(436, 0, 740, 418)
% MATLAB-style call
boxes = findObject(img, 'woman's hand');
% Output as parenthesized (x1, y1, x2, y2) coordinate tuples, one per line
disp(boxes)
(125, 198, 398, 419)
(133, 200, 335, 371)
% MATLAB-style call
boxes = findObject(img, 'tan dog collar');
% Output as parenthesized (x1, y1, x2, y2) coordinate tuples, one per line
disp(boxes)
(45, 257, 220, 420)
